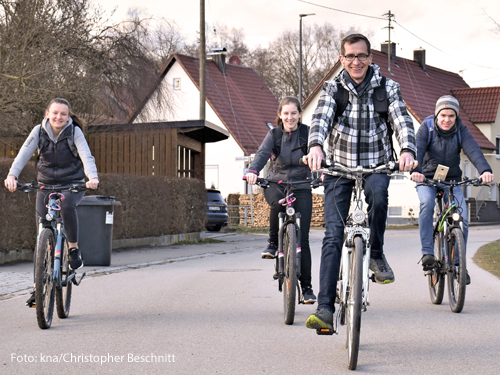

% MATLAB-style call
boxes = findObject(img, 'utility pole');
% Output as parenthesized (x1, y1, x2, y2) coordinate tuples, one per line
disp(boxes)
(383, 10, 394, 73)
(299, 13, 315, 105)
(199, 0, 206, 120)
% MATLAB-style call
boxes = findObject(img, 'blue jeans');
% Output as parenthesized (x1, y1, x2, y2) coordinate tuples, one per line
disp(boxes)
(416, 184, 469, 255)
(318, 173, 390, 310)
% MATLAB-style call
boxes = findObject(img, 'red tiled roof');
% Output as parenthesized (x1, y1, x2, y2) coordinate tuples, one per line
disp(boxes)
(173, 54, 278, 155)
(451, 86, 500, 123)
(303, 49, 496, 150)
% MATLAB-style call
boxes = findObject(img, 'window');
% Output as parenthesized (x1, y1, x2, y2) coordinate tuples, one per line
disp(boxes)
(173, 78, 181, 90)
(177, 146, 194, 178)
(388, 207, 402, 217)
(496, 135, 500, 155)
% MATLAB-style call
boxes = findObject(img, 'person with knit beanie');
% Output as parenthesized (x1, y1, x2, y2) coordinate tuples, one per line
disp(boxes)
(411, 95, 494, 283)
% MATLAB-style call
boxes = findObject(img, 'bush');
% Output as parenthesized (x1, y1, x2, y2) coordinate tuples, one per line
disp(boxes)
(0, 158, 206, 251)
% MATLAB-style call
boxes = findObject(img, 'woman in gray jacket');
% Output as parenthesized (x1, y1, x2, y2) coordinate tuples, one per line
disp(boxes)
(4, 98, 99, 306)
(245, 96, 316, 304)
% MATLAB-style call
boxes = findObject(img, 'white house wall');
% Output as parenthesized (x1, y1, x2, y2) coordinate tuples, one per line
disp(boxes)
(136, 60, 247, 199)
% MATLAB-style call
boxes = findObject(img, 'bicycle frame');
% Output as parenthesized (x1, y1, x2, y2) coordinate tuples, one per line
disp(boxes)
(37, 191, 84, 288)
(424, 177, 482, 313)
(277, 186, 302, 281)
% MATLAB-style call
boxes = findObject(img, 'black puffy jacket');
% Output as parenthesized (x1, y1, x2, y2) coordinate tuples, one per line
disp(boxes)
(37, 124, 85, 184)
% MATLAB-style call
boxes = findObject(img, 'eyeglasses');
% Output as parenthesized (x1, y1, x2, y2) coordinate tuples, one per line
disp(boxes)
(343, 54, 370, 62)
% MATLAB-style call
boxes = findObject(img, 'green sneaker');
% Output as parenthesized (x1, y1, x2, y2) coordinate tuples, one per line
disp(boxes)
(305, 307, 333, 330)
(369, 254, 395, 284)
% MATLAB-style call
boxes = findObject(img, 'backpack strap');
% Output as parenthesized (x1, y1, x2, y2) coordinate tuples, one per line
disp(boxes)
(270, 126, 283, 160)
(333, 83, 349, 124)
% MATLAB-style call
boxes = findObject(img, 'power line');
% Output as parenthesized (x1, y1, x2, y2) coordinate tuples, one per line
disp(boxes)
(297, 0, 385, 20)
(394, 20, 500, 71)
(297, 0, 500, 71)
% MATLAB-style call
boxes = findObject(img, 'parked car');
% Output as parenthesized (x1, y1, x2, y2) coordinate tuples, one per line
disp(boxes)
(206, 189, 229, 232)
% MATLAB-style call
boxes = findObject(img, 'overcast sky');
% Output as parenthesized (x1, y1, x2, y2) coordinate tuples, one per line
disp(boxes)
(96, 0, 500, 88)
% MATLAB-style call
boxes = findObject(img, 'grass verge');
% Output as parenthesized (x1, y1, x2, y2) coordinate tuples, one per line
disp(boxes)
(473, 239, 500, 278)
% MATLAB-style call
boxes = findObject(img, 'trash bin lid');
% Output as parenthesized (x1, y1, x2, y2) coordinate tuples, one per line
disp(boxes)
(79, 195, 122, 206)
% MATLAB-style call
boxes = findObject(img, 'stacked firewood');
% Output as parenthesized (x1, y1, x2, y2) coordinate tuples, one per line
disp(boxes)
(237, 194, 325, 228)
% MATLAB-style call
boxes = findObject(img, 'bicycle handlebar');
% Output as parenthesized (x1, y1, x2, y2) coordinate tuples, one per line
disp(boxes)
(16, 182, 95, 193)
(306, 159, 400, 175)
(242, 175, 318, 188)
(421, 177, 483, 187)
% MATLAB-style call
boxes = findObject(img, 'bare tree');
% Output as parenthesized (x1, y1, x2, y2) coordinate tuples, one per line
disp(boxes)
(248, 23, 368, 102)
(0, 0, 179, 136)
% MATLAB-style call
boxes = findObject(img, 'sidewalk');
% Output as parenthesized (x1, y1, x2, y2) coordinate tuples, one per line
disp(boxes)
(0, 232, 270, 303)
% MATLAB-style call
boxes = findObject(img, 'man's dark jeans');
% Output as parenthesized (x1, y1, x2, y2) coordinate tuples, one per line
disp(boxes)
(318, 173, 390, 309)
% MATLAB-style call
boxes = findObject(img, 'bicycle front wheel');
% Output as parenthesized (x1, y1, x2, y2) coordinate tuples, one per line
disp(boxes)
(447, 228, 466, 313)
(35, 229, 55, 329)
(346, 236, 363, 370)
(428, 232, 445, 304)
(283, 223, 297, 325)
(56, 240, 73, 319)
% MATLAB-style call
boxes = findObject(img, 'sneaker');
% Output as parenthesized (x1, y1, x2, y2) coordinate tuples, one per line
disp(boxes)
(306, 307, 334, 330)
(26, 290, 36, 308)
(369, 254, 395, 284)
(261, 243, 278, 259)
(69, 247, 84, 270)
(420, 254, 436, 271)
(301, 286, 317, 304)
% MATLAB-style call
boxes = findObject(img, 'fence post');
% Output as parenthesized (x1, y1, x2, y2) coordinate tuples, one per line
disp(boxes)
(244, 206, 248, 227)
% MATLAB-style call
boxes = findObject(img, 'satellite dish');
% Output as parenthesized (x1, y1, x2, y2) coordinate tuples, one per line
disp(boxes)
(228, 56, 241, 65)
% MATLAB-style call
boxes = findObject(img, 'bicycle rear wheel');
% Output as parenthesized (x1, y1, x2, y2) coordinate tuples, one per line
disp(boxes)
(447, 228, 466, 313)
(346, 236, 363, 370)
(35, 229, 55, 329)
(283, 223, 297, 325)
(56, 239, 73, 319)
(428, 232, 445, 304)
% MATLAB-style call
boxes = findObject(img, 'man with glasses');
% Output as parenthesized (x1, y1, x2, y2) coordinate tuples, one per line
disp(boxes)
(304, 33, 417, 331)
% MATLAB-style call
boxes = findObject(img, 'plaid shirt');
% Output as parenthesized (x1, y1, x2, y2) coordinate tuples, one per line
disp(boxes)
(308, 64, 416, 169)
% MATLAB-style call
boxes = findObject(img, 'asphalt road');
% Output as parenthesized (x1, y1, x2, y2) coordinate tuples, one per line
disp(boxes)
(0, 225, 499, 374)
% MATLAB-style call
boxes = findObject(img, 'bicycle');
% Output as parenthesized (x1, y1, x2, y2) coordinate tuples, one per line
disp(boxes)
(421, 177, 482, 313)
(243, 176, 318, 325)
(17, 182, 90, 329)
(315, 161, 399, 370)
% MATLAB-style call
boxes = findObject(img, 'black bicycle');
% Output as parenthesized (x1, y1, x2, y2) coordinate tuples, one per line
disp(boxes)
(17, 182, 89, 329)
(244, 176, 318, 324)
(421, 177, 482, 313)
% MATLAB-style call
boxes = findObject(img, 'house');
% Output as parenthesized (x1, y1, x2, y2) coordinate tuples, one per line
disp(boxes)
(302, 43, 499, 223)
(129, 50, 279, 198)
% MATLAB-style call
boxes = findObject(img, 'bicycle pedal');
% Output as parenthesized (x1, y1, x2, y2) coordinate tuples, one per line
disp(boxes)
(369, 274, 376, 282)
(316, 328, 334, 336)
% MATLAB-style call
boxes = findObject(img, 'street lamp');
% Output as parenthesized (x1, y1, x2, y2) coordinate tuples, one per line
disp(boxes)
(299, 13, 315, 105)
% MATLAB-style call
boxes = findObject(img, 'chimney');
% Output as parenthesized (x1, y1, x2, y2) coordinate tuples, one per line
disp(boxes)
(380, 42, 397, 63)
(413, 48, 426, 71)
(207, 47, 227, 75)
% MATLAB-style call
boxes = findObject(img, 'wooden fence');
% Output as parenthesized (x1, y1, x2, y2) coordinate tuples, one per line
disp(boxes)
(1, 125, 205, 179)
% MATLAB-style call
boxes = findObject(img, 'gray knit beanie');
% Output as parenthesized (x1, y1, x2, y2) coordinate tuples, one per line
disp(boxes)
(435, 95, 459, 117)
